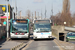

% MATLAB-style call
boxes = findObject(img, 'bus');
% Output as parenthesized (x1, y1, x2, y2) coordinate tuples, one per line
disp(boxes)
(33, 19, 52, 40)
(0, 4, 15, 25)
(10, 19, 30, 39)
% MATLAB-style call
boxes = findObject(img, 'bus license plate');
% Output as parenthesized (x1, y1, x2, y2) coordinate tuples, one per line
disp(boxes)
(41, 33, 50, 35)
(41, 33, 43, 35)
(18, 36, 21, 38)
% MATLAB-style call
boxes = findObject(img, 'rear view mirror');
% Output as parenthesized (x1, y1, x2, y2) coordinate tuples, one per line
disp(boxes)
(51, 23, 53, 26)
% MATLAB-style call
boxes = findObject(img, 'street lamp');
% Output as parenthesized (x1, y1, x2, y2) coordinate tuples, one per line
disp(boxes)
(64, 22, 66, 26)
(6, 0, 9, 40)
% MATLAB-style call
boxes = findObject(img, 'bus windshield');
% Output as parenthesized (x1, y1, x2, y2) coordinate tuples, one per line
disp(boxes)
(34, 23, 51, 32)
(12, 23, 27, 32)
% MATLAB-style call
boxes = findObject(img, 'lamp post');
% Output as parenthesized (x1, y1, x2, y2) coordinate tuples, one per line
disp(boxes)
(6, 0, 9, 40)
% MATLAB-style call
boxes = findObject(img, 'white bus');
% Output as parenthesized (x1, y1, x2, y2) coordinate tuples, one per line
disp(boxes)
(33, 19, 52, 40)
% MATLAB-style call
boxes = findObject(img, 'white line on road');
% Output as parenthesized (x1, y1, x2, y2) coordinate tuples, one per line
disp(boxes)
(22, 40, 33, 50)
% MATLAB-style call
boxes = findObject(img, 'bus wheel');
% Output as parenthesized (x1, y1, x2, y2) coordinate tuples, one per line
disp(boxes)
(27, 38, 29, 40)
(34, 39, 37, 41)
(10, 38, 14, 40)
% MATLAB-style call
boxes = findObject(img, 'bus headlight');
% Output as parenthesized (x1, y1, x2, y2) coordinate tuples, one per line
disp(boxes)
(11, 33, 15, 35)
(25, 33, 29, 35)
(67, 37, 69, 38)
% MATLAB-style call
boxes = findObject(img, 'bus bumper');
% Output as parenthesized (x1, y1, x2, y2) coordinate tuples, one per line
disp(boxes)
(10, 35, 29, 38)
(33, 36, 52, 39)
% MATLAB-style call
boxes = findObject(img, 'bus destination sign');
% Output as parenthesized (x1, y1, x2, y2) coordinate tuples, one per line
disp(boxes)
(13, 20, 28, 23)
(34, 20, 50, 23)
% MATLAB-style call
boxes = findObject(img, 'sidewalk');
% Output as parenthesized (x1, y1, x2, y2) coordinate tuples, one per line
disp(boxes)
(53, 35, 75, 50)
(0, 39, 22, 49)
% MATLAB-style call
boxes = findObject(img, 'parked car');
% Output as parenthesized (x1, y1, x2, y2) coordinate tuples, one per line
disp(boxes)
(66, 32, 75, 42)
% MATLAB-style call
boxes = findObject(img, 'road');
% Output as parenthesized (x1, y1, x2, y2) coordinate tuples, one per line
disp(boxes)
(25, 39, 60, 50)
(69, 41, 75, 44)
(0, 30, 61, 50)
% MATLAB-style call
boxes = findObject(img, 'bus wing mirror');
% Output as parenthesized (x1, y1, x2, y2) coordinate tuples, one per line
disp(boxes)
(51, 23, 53, 26)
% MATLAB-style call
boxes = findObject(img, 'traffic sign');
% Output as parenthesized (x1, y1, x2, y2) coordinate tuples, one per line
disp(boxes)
(2, 7, 6, 11)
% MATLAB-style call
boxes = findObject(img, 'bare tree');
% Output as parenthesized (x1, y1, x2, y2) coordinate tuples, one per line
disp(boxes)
(50, 0, 73, 26)
(72, 13, 75, 25)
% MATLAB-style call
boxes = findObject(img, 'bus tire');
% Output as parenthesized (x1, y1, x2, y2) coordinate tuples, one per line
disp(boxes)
(34, 39, 37, 41)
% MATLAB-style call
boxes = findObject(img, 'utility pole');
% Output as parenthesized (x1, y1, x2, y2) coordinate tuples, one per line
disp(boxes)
(41, 9, 42, 19)
(45, 6, 47, 19)
(50, 2, 54, 25)
(38, 12, 39, 19)
(20, 11, 21, 19)
(32, 12, 33, 22)
(6, 0, 9, 40)
(51, 3, 53, 17)
(15, 0, 17, 19)
(35, 11, 36, 19)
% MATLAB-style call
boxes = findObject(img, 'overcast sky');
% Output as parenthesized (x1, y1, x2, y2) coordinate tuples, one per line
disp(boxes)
(0, 0, 75, 18)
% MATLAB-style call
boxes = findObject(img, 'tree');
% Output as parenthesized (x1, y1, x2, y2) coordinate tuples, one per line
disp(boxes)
(72, 13, 75, 25)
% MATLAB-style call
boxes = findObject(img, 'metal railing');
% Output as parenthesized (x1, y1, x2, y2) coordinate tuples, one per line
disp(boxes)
(65, 26, 75, 31)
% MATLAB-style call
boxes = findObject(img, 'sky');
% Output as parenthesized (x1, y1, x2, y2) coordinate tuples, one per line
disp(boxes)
(0, 0, 75, 18)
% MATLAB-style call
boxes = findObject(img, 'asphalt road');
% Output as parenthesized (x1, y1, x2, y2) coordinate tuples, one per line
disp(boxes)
(25, 39, 60, 50)
(69, 41, 75, 44)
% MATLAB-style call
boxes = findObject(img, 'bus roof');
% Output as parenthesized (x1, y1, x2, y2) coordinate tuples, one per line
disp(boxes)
(12, 19, 29, 20)
(33, 19, 51, 23)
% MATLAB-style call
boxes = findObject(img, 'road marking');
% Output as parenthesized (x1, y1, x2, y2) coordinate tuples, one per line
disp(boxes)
(54, 40, 63, 50)
(22, 40, 33, 50)
(11, 42, 24, 50)
(16, 43, 27, 50)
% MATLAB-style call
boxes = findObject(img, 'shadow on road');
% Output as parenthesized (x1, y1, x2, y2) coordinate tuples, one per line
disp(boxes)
(11, 38, 29, 40)
(34, 38, 56, 41)
(0, 46, 2, 48)
(69, 41, 75, 44)
(0, 39, 6, 49)
(0, 39, 6, 45)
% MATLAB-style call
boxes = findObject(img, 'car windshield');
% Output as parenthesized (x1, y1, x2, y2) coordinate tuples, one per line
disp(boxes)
(12, 23, 28, 32)
(34, 23, 51, 32)
(67, 32, 75, 36)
